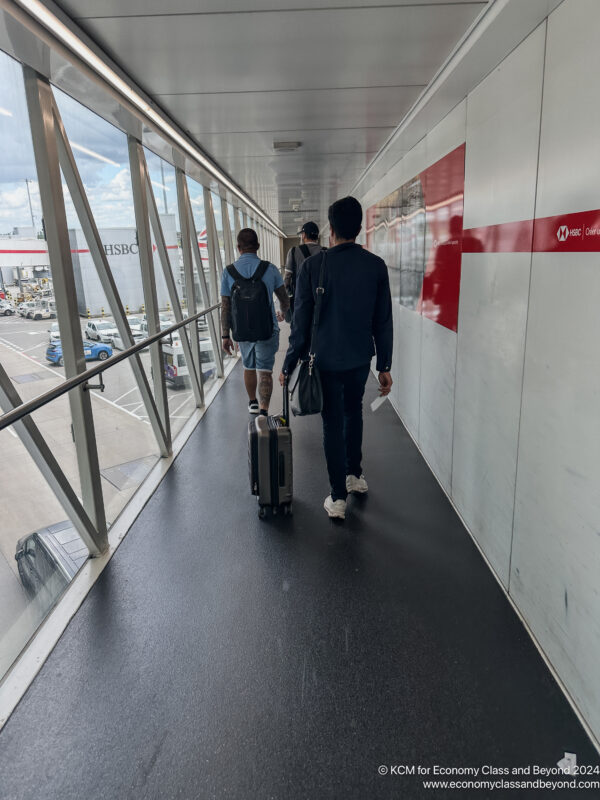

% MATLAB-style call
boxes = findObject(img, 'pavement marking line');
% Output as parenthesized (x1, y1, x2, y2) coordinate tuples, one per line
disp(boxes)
(0, 328, 42, 334)
(113, 386, 138, 403)
(0, 337, 23, 351)
(170, 395, 195, 417)
(89, 392, 148, 422)
(168, 390, 191, 406)
(21, 343, 46, 353)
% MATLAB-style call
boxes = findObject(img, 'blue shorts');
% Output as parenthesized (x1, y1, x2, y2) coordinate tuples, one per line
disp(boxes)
(238, 328, 280, 371)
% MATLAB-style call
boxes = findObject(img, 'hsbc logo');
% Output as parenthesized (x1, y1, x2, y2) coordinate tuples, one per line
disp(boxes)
(557, 225, 582, 242)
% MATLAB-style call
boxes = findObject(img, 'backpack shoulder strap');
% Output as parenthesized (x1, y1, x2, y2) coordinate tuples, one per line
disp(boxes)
(252, 260, 270, 282)
(226, 264, 244, 282)
(299, 244, 311, 259)
(291, 248, 297, 269)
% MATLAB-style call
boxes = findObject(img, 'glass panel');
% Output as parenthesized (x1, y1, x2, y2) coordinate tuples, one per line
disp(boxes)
(162, 320, 197, 438)
(227, 201, 237, 252)
(211, 191, 226, 266)
(0, 410, 90, 681)
(88, 354, 161, 525)
(187, 179, 212, 307)
(0, 50, 47, 311)
(144, 148, 184, 317)
(53, 88, 144, 318)
(0, 51, 88, 681)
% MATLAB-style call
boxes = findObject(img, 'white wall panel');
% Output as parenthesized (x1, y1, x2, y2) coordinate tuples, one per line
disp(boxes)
(463, 23, 546, 228)
(389, 304, 422, 441)
(361, 101, 466, 213)
(534, 0, 600, 218)
(452, 254, 531, 586)
(418, 317, 456, 493)
(424, 99, 467, 177)
(451, 24, 544, 587)
(507, 0, 600, 743)
(510, 254, 600, 740)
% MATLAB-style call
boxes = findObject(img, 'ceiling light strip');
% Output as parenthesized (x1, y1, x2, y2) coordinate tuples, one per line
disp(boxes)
(11, 0, 285, 237)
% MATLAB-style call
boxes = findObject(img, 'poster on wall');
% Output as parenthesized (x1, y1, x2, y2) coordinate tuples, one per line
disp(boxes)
(366, 144, 467, 332)
(365, 189, 401, 303)
(400, 176, 425, 311)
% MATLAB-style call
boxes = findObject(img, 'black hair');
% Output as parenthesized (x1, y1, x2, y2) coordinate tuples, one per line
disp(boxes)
(328, 196, 362, 240)
(237, 228, 259, 252)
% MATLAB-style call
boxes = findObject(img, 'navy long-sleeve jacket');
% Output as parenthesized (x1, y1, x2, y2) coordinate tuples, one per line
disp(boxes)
(282, 241, 393, 374)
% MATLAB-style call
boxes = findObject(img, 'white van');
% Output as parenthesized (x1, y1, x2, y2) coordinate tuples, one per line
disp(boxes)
(162, 337, 215, 388)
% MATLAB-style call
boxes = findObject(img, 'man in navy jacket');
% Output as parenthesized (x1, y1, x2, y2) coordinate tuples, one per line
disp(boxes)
(281, 196, 393, 520)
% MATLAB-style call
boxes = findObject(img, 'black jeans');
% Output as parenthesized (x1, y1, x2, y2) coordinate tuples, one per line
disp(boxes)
(320, 363, 371, 501)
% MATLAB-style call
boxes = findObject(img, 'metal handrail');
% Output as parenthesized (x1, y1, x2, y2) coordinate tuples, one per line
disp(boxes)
(0, 303, 222, 432)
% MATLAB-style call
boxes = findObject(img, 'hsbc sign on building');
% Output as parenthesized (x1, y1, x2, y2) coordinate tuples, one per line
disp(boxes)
(70, 215, 182, 315)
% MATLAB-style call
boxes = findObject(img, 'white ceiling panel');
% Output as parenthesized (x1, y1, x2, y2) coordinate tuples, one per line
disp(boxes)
(194, 127, 395, 159)
(77, 5, 485, 94)
(59, 1, 485, 19)
(49, 0, 488, 233)
(160, 86, 423, 135)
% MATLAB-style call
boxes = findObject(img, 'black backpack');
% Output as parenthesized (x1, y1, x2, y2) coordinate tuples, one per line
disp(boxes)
(226, 261, 273, 342)
(289, 244, 312, 295)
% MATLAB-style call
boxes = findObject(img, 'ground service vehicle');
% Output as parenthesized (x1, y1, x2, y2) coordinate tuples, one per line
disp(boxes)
(162, 337, 215, 388)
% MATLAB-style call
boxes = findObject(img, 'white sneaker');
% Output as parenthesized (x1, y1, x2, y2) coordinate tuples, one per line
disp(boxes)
(324, 495, 346, 519)
(346, 474, 368, 494)
(248, 399, 259, 414)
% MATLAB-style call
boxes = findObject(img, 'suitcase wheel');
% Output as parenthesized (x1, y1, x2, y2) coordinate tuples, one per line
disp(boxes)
(283, 503, 292, 516)
(258, 506, 267, 520)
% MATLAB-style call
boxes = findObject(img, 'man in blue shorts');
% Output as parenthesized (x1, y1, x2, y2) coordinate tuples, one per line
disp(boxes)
(221, 228, 290, 415)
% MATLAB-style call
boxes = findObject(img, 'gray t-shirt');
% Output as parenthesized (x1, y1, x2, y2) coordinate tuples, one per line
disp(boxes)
(284, 242, 323, 279)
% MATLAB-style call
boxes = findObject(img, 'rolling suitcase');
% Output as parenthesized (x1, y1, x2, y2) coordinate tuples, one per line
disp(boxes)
(248, 383, 293, 518)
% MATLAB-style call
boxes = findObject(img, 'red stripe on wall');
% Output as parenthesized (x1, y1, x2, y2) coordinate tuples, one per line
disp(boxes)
(533, 208, 600, 252)
(0, 249, 48, 254)
(464, 207, 600, 253)
(462, 220, 533, 253)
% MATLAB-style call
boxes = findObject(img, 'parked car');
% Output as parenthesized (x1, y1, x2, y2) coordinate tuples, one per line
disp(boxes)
(48, 322, 61, 343)
(85, 319, 118, 342)
(27, 305, 53, 320)
(143, 312, 172, 325)
(15, 521, 88, 601)
(46, 339, 112, 366)
(18, 301, 37, 317)
(125, 315, 145, 335)
(108, 329, 145, 351)
(0, 299, 15, 316)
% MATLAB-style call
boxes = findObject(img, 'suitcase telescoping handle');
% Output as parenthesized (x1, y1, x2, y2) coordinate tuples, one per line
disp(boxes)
(283, 375, 290, 425)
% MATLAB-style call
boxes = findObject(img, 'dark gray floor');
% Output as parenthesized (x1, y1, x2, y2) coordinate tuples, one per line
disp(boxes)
(0, 365, 598, 800)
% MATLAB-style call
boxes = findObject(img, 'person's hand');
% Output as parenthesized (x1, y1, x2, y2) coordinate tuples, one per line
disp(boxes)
(222, 337, 234, 355)
(378, 371, 393, 396)
(276, 311, 285, 323)
(279, 372, 286, 387)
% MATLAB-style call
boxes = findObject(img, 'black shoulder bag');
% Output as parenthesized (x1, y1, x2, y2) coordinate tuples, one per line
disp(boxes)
(288, 252, 326, 416)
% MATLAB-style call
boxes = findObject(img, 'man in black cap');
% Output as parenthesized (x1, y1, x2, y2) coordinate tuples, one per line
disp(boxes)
(284, 221, 323, 315)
